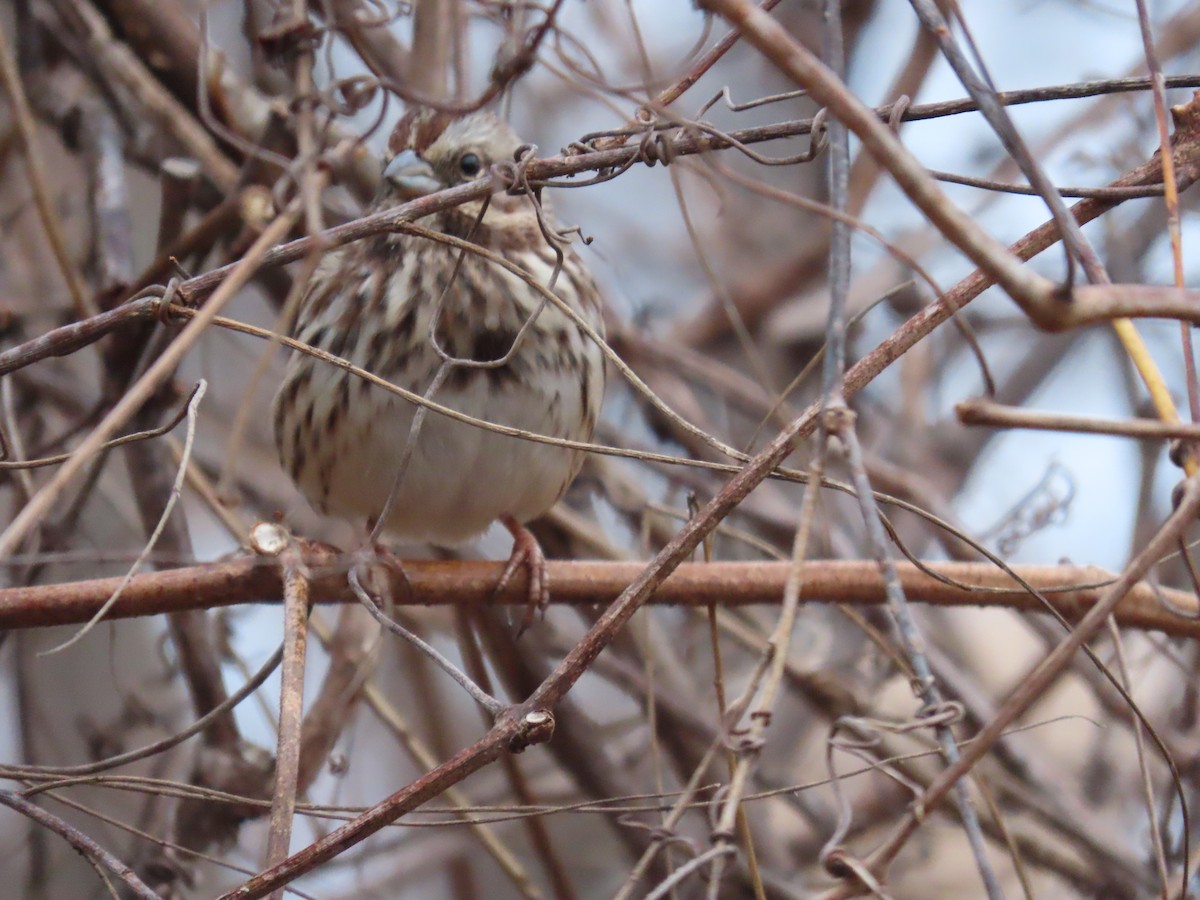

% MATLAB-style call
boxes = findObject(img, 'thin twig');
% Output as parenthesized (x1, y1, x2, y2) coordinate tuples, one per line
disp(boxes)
(347, 562, 504, 716)
(36, 379, 207, 654)
(957, 397, 1200, 440)
(0, 199, 304, 558)
(826, 475, 1200, 898)
(1106, 617, 1170, 897)
(0, 790, 158, 899)
(0, 25, 94, 318)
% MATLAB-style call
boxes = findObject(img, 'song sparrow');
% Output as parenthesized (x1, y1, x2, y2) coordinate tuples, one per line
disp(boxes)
(273, 109, 606, 616)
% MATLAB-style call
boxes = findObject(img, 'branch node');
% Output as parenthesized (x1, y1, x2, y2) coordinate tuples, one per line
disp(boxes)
(509, 708, 555, 752)
(250, 521, 290, 557)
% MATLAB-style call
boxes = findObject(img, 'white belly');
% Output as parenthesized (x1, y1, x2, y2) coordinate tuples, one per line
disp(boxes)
(306, 364, 589, 544)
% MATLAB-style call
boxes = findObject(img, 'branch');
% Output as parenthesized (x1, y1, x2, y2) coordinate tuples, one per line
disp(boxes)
(697, 0, 1200, 332)
(1, 555, 1196, 638)
(958, 397, 1200, 440)
(0, 790, 158, 899)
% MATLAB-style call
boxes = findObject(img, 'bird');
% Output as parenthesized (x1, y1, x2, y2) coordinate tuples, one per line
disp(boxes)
(273, 108, 606, 626)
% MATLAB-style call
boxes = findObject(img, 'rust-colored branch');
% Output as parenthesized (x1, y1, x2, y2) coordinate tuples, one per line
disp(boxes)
(1, 556, 1196, 638)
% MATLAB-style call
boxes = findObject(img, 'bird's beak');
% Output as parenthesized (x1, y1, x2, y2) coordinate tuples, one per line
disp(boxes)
(383, 149, 442, 198)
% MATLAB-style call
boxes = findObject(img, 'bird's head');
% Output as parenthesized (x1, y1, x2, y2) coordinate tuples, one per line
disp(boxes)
(382, 109, 537, 234)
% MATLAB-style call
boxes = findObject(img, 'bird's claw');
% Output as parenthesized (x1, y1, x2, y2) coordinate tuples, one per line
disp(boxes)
(497, 515, 550, 637)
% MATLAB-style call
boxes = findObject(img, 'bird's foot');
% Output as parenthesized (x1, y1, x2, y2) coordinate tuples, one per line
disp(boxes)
(495, 514, 550, 637)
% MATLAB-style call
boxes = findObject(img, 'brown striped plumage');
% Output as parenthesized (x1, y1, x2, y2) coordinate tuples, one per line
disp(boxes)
(273, 111, 606, 556)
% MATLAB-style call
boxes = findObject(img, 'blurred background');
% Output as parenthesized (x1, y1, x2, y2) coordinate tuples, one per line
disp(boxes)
(2, 0, 1200, 897)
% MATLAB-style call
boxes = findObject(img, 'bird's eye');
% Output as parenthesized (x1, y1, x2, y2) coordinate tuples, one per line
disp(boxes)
(459, 153, 482, 177)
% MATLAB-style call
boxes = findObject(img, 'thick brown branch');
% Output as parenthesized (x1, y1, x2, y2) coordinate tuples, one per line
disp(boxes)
(1, 556, 1196, 638)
